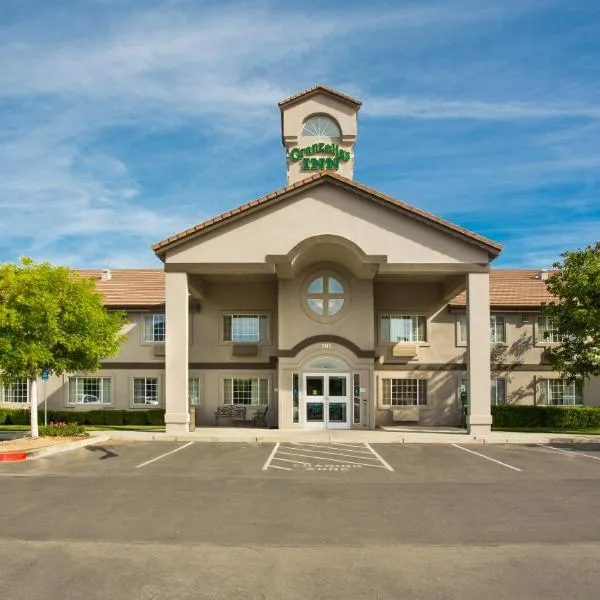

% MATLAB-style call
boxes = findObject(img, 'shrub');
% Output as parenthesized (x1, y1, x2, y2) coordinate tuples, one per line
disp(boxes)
(0, 409, 9, 425)
(39, 422, 87, 437)
(103, 411, 127, 426)
(492, 405, 600, 429)
(85, 410, 107, 426)
(6, 409, 30, 425)
(125, 411, 149, 426)
(47, 411, 83, 424)
(146, 409, 166, 426)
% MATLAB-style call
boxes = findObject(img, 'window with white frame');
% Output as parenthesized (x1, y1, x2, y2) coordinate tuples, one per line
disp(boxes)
(491, 378, 507, 405)
(143, 314, 165, 343)
(222, 313, 268, 343)
(189, 378, 202, 405)
(380, 315, 427, 343)
(133, 377, 160, 405)
(457, 313, 506, 344)
(2, 380, 29, 403)
(69, 377, 111, 405)
(381, 378, 428, 406)
(460, 378, 508, 405)
(490, 315, 506, 343)
(223, 377, 268, 405)
(536, 316, 565, 344)
(539, 379, 582, 406)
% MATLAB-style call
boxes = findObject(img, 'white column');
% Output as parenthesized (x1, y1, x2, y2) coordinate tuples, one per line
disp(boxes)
(466, 272, 492, 436)
(164, 271, 189, 434)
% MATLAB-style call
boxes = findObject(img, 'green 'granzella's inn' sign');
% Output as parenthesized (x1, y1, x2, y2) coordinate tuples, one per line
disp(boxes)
(289, 143, 351, 171)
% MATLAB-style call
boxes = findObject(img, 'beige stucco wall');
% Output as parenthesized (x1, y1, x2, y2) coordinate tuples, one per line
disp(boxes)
(188, 279, 277, 363)
(166, 185, 490, 267)
(278, 264, 374, 352)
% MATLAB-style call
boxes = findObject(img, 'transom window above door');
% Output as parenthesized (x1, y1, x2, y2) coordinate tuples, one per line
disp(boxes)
(304, 273, 347, 320)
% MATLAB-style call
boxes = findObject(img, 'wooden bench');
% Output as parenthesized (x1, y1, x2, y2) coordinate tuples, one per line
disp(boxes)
(214, 405, 247, 426)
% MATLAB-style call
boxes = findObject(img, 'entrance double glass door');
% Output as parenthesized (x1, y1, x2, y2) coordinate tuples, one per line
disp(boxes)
(303, 373, 350, 429)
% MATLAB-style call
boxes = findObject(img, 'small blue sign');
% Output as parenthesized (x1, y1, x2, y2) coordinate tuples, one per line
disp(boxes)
(41, 368, 49, 382)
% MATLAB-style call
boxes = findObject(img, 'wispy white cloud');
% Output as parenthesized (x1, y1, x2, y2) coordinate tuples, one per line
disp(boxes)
(0, 0, 597, 267)
(363, 97, 600, 120)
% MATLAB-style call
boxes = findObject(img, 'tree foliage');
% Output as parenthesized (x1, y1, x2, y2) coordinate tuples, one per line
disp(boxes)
(543, 242, 600, 382)
(0, 258, 126, 385)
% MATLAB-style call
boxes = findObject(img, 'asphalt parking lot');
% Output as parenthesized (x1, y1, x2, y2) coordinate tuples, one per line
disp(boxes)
(1, 440, 599, 599)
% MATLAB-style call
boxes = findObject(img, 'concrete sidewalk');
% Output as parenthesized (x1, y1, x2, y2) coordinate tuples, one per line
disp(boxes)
(89, 427, 600, 445)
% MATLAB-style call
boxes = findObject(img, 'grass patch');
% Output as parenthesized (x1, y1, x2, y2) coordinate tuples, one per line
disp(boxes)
(494, 427, 600, 435)
(85, 425, 165, 431)
(0, 425, 30, 432)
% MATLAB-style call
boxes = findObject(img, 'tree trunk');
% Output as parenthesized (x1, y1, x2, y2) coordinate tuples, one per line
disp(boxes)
(30, 378, 39, 439)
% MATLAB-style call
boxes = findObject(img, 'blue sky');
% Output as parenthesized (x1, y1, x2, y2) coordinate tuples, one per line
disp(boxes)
(0, 0, 598, 268)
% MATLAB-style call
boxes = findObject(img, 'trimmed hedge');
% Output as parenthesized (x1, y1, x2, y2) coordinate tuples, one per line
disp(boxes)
(492, 405, 600, 429)
(0, 408, 165, 427)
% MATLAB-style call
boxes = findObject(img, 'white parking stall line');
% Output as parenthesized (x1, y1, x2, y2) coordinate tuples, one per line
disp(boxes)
(451, 444, 523, 472)
(290, 442, 376, 456)
(537, 444, 600, 461)
(268, 464, 293, 471)
(276, 450, 388, 468)
(271, 456, 313, 466)
(280, 445, 381, 461)
(329, 442, 374, 449)
(364, 443, 394, 472)
(262, 443, 281, 471)
(135, 442, 194, 469)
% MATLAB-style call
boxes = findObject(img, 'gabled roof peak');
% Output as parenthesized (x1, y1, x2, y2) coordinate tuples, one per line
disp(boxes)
(152, 172, 502, 257)
(278, 84, 362, 110)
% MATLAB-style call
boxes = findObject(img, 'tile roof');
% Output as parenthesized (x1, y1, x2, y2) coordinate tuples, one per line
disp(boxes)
(79, 268, 555, 309)
(450, 269, 555, 308)
(76, 269, 165, 307)
(152, 172, 503, 256)
(278, 84, 362, 109)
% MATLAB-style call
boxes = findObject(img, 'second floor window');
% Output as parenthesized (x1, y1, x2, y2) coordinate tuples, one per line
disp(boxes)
(223, 313, 268, 343)
(536, 316, 565, 344)
(380, 315, 427, 343)
(143, 314, 165, 343)
(457, 314, 506, 345)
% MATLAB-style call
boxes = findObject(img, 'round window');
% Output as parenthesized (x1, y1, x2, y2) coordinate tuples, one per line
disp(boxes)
(305, 273, 346, 318)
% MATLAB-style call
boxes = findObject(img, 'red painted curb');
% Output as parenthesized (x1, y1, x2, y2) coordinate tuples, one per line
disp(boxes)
(0, 451, 27, 462)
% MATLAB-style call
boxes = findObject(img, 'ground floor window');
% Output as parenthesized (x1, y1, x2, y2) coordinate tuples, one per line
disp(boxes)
(188, 378, 202, 405)
(460, 378, 508, 405)
(539, 379, 583, 406)
(69, 377, 111, 405)
(133, 377, 160, 405)
(381, 378, 427, 406)
(2, 379, 29, 403)
(224, 377, 268, 405)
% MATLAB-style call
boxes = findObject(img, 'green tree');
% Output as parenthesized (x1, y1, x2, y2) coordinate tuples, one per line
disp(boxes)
(0, 258, 126, 437)
(543, 242, 600, 382)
